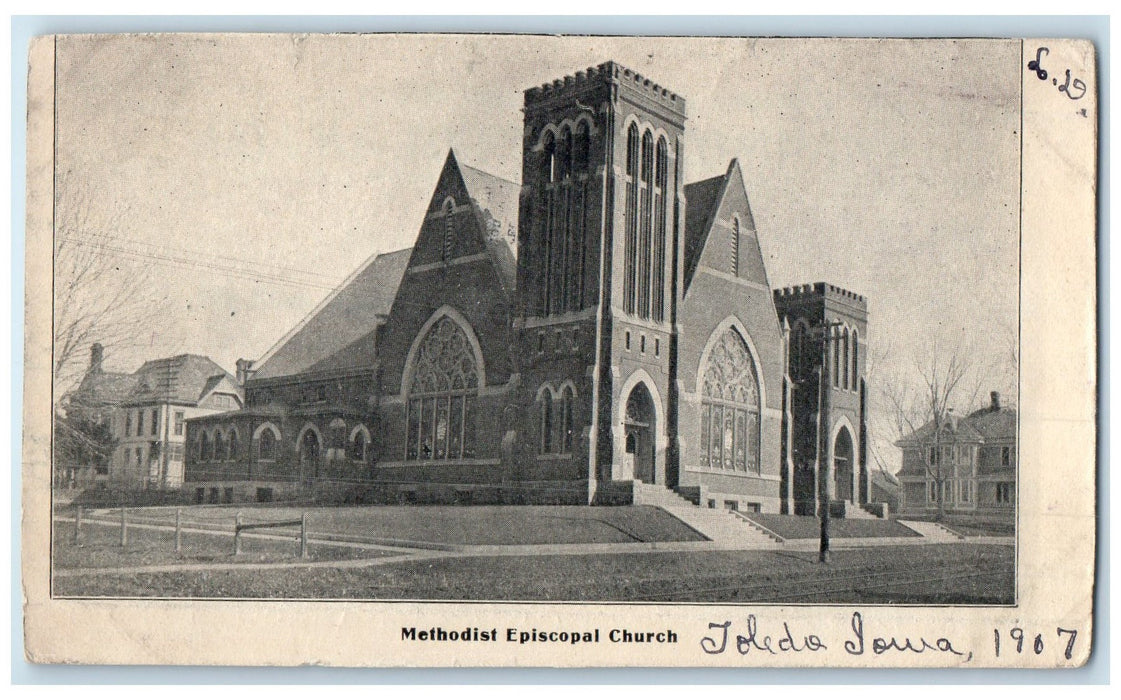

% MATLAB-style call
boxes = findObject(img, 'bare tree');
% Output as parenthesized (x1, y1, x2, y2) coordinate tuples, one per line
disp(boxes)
(881, 340, 986, 520)
(52, 172, 176, 485)
(52, 172, 171, 401)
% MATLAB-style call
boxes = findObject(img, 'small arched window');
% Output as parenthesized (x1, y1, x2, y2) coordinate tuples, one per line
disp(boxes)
(227, 429, 239, 462)
(349, 428, 368, 462)
(574, 121, 590, 172)
(842, 327, 851, 390)
(640, 129, 654, 184)
(559, 126, 573, 180)
(257, 427, 277, 461)
(851, 329, 860, 387)
(543, 131, 557, 183)
(560, 385, 575, 454)
(731, 217, 741, 277)
(626, 123, 639, 177)
(213, 430, 226, 462)
(655, 136, 668, 188)
(442, 199, 455, 261)
(200, 432, 212, 462)
(539, 389, 554, 454)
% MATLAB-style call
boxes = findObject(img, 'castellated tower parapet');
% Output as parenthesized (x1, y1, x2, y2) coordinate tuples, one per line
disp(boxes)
(524, 61, 687, 121)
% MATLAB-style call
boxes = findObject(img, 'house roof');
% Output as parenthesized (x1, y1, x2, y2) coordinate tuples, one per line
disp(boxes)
(459, 161, 519, 291)
(124, 354, 238, 406)
(71, 369, 138, 411)
(897, 405, 1017, 446)
(682, 172, 727, 291)
(251, 247, 412, 381)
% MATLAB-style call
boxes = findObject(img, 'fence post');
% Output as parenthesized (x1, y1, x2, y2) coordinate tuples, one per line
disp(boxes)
(174, 507, 182, 554)
(119, 507, 128, 547)
(300, 512, 308, 559)
(73, 505, 83, 545)
(234, 511, 243, 555)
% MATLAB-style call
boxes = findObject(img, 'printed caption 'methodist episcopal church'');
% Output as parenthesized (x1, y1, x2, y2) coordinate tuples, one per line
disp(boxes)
(186, 61, 874, 516)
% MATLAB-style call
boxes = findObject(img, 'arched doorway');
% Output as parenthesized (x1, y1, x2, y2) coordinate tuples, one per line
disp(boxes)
(300, 429, 321, 481)
(834, 426, 854, 502)
(623, 383, 656, 483)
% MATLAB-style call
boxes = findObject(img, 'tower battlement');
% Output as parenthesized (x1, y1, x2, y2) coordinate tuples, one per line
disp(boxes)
(524, 61, 686, 117)
(774, 282, 867, 308)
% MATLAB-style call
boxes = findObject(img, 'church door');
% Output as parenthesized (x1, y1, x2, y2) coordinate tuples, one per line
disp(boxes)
(623, 384, 656, 484)
(834, 426, 854, 503)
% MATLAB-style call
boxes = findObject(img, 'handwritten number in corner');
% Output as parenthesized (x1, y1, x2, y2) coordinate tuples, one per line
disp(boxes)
(1028, 46, 1088, 103)
(1028, 47, 1049, 80)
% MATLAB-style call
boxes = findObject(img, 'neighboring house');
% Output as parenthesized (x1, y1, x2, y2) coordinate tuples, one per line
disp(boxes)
(896, 392, 1017, 518)
(185, 61, 877, 514)
(870, 468, 902, 515)
(109, 354, 243, 489)
(56, 343, 137, 487)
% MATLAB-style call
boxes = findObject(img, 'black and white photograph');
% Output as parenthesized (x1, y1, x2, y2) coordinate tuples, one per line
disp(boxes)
(22, 32, 1097, 668)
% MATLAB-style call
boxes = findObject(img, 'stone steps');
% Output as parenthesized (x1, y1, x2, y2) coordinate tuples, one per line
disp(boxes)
(633, 483, 777, 547)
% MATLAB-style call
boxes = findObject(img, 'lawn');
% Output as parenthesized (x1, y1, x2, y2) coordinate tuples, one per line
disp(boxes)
(52, 520, 388, 571)
(743, 514, 920, 539)
(76, 504, 706, 547)
(53, 543, 1015, 605)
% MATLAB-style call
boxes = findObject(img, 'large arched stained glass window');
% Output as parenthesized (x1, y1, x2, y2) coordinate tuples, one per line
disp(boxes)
(699, 328, 761, 473)
(405, 316, 479, 461)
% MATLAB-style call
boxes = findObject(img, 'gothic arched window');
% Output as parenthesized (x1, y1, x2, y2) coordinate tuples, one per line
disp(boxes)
(574, 121, 590, 172)
(623, 123, 640, 315)
(213, 430, 226, 462)
(699, 328, 761, 473)
(405, 316, 479, 461)
(847, 329, 856, 388)
(842, 327, 851, 390)
(349, 426, 369, 462)
(257, 426, 278, 461)
(227, 428, 239, 462)
(543, 131, 557, 183)
(539, 389, 554, 454)
(560, 385, 575, 454)
(652, 136, 668, 323)
(200, 431, 212, 462)
(442, 199, 455, 262)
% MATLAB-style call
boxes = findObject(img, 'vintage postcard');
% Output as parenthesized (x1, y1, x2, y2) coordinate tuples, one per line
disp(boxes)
(22, 34, 1097, 667)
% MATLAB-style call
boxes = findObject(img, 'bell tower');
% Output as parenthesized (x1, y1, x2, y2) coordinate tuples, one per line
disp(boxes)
(517, 63, 688, 501)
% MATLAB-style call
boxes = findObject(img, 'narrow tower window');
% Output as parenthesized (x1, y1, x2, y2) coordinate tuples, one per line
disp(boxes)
(731, 216, 741, 277)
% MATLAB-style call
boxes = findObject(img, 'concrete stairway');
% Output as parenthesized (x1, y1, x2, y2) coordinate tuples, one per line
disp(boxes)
(896, 519, 965, 542)
(633, 483, 778, 547)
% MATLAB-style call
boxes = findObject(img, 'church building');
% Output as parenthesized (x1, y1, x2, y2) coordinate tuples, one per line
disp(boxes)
(185, 62, 874, 514)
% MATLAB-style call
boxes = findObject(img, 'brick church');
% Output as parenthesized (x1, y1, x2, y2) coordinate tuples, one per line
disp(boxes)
(185, 61, 872, 515)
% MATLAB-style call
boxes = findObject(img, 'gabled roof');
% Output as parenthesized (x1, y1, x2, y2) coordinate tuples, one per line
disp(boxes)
(251, 247, 412, 381)
(682, 173, 726, 291)
(897, 405, 1017, 446)
(966, 405, 1017, 441)
(71, 369, 138, 411)
(456, 156, 519, 292)
(124, 354, 238, 406)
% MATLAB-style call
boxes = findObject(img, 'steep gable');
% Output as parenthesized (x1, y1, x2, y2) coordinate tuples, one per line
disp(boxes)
(683, 159, 770, 295)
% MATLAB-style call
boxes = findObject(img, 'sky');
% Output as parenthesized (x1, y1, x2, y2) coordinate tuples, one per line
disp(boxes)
(53, 35, 1021, 468)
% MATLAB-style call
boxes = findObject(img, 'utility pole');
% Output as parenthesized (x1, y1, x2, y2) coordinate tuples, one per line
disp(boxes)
(817, 321, 841, 564)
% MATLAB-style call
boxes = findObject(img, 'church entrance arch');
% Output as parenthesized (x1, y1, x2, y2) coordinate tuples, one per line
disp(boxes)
(622, 383, 656, 484)
(833, 425, 854, 502)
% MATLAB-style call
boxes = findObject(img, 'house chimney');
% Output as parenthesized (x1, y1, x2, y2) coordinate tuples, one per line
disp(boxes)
(89, 343, 104, 373)
(235, 358, 254, 386)
(991, 391, 1001, 411)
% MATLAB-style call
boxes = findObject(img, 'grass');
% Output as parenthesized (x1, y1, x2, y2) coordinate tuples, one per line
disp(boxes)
(73, 504, 706, 546)
(52, 543, 1014, 604)
(52, 520, 389, 570)
(744, 514, 920, 539)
